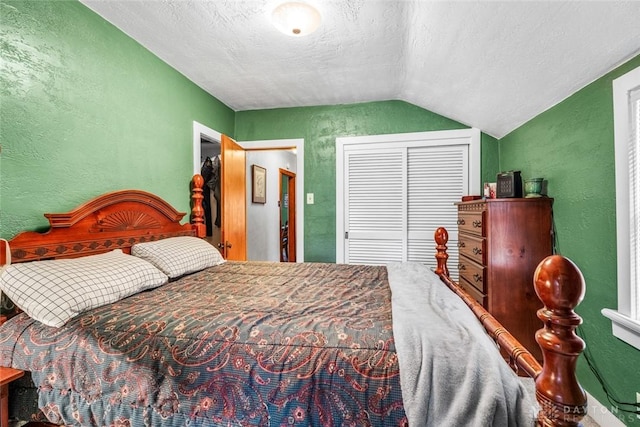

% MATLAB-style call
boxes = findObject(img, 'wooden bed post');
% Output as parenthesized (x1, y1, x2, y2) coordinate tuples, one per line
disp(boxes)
(534, 255, 587, 426)
(434, 228, 588, 427)
(434, 227, 449, 277)
(191, 174, 206, 238)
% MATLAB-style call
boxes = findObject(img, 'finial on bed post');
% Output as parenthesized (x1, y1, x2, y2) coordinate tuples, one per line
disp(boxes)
(434, 227, 449, 277)
(533, 255, 587, 427)
(191, 174, 206, 238)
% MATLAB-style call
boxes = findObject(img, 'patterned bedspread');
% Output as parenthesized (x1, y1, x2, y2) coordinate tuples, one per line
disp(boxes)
(0, 262, 407, 426)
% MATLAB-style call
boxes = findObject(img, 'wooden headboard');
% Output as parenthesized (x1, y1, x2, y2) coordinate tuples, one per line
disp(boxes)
(0, 189, 195, 265)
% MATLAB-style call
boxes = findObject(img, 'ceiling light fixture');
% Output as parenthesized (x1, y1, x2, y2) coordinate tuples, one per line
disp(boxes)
(272, 2, 321, 37)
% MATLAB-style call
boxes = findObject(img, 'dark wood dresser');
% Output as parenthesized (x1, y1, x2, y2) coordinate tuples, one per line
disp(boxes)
(456, 198, 554, 361)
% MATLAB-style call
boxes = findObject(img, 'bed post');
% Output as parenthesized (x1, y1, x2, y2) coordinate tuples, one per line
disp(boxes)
(434, 227, 449, 277)
(434, 228, 588, 426)
(191, 174, 206, 238)
(533, 255, 587, 427)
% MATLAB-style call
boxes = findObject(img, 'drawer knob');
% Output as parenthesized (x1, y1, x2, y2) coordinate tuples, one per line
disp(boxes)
(473, 247, 482, 255)
(472, 220, 482, 228)
(473, 273, 483, 283)
(457, 219, 465, 225)
(458, 263, 466, 270)
(458, 241, 466, 248)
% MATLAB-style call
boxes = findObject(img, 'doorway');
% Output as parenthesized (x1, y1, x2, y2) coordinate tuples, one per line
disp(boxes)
(200, 137, 221, 249)
(192, 123, 305, 262)
(241, 139, 304, 262)
(279, 169, 296, 262)
(245, 148, 297, 261)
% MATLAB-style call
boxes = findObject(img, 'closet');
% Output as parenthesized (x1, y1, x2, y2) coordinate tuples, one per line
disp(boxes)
(200, 139, 221, 247)
(336, 129, 481, 271)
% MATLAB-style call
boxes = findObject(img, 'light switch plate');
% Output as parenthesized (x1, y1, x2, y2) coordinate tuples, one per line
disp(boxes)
(306, 193, 314, 204)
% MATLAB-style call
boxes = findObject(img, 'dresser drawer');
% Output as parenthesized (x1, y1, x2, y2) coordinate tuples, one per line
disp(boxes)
(458, 233, 486, 265)
(458, 255, 486, 293)
(459, 277, 486, 307)
(457, 211, 484, 237)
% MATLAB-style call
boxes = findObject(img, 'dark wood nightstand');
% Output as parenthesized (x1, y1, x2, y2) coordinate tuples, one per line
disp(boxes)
(0, 366, 24, 427)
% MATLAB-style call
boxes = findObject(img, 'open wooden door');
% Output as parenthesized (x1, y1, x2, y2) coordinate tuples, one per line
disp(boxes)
(220, 134, 247, 260)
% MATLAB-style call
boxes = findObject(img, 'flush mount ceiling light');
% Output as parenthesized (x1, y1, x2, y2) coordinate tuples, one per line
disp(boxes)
(272, 2, 321, 37)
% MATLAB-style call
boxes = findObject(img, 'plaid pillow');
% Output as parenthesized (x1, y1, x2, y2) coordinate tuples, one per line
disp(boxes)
(132, 236, 225, 278)
(0, 249, 168, 328)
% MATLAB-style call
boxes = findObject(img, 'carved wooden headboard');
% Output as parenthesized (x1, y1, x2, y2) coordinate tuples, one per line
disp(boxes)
(0, 190, 194, 265)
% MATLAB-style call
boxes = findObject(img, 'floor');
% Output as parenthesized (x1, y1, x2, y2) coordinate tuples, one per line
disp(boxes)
(520, 377, 600, 426)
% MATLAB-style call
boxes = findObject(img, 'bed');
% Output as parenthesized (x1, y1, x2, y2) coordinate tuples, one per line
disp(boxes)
(0, 175, 588, 426)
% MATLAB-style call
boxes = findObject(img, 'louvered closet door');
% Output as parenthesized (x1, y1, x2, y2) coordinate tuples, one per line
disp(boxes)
(345, 148, 405, 264)
(344, 144, 466, 273)
(407, 145, 466, 277)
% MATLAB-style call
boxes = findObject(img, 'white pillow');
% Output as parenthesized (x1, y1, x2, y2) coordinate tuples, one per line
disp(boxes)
(0, 249, 168, 328)
(132, 236, 225, 278)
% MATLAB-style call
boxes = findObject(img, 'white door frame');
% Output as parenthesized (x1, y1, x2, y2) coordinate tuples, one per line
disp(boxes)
(335, 128, 481, 263)
(193, 121, 222, 175)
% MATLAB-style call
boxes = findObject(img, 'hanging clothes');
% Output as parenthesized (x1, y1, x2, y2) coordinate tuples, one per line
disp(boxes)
(200, 157, 214, 236)
(209, 156, 221, 228)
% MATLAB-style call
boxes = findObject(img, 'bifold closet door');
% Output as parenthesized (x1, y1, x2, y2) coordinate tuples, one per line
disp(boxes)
(343, 144, 466, 272)
(344, 148, 406, 265)
(406, 145, 466, 275)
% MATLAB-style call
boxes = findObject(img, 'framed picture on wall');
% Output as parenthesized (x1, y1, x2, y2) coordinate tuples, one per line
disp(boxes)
(252, 164, 266, 204)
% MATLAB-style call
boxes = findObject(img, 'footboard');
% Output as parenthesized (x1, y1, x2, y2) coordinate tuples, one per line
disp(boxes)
(434, 227, 587, 427)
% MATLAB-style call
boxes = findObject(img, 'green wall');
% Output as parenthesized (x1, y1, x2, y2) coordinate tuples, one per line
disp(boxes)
(235, 101, 471, 262)
(0, 0, 235, 240)
(481, 132, 500, 185)
(500, 54, 640, 426)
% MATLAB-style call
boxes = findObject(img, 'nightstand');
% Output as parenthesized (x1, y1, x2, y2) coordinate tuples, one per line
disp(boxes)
(0, 366, 24, 427)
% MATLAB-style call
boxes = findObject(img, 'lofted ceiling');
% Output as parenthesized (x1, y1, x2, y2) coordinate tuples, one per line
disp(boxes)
(80, 0, 640, 138)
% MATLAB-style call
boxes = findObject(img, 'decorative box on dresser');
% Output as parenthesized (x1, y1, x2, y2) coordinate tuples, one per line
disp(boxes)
(456, 198, 554, 362)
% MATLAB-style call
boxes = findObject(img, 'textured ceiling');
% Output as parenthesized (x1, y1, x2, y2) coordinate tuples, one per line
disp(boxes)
(80, 0, 640, 138)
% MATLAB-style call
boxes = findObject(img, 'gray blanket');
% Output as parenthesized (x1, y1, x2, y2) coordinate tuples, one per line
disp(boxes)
(387, 262, 535, 426)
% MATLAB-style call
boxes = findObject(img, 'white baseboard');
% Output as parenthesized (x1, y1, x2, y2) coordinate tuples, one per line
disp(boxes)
(585, 390, 627, 427)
